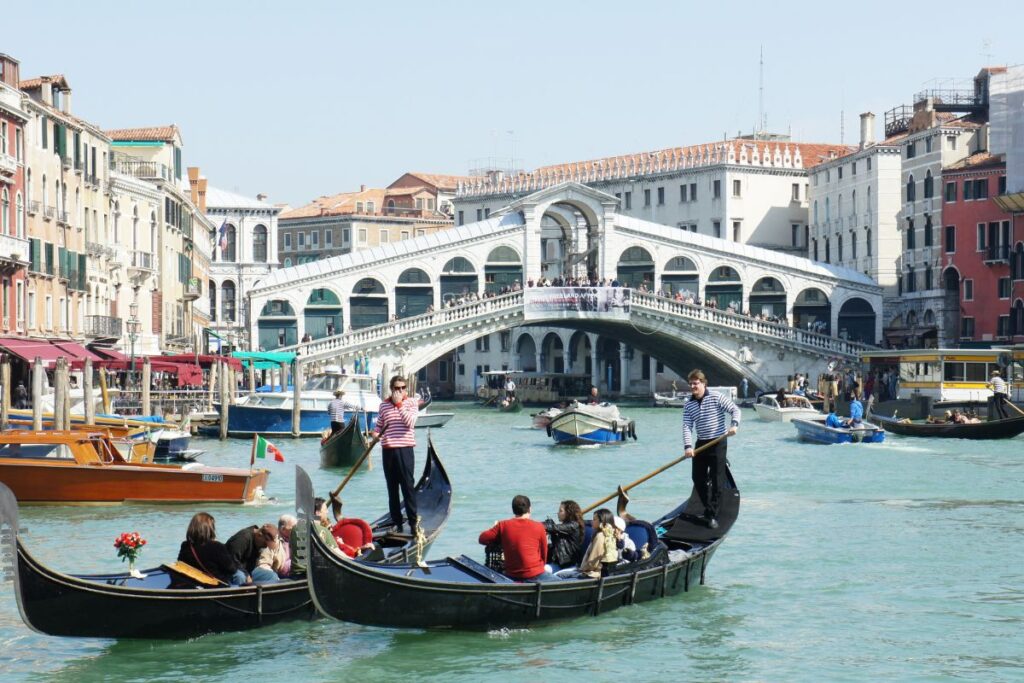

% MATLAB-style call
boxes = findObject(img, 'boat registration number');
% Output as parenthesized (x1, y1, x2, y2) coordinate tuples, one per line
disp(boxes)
(201, 474, 224, 483)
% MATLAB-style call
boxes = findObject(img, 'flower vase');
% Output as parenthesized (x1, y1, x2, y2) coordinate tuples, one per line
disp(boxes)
(128, 558, 146, 579)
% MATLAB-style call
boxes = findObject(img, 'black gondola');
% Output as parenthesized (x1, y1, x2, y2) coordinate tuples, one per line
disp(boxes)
(304, 463, 739, 630)
(319, 413, 371, 468)
(869, 411, 1024, 440)
(2, 439, 452, 639)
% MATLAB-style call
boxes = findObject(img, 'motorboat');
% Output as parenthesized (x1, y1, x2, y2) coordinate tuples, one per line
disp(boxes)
(792, 417, 885, 445)
(549, 402, 637, 445)
(530, 406, 563, 429)
(753, 394, 820, 422)
(415, 408, 453, 429)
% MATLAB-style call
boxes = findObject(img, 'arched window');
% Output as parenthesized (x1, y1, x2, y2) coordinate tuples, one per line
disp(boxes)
(838, 234, 843, 262)
(867, 185, 872, 211)
(851, 231, 858, 259)
(224, 224, 237, 261)
(283, 257, 292, 267)
(222, 281, 237, 322)
(26, 168, 31, 206)
(42, 173, 48, 208)
(387, 199, 396, 213)
(825, 237, 831, 263)
(253, 224, 268, 262)
(924, 170, 934, 198)
(838, 194, 843, 218)
(851, 189, 857, 215)
(209, 281, 217, 321)
(866, 228, 872, 256)
(906, 174, 916, 202)
(132, 205, 139, 251)
(1, 188, 8, 232)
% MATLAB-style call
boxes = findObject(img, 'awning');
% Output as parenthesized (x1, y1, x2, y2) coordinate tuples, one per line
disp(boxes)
(159, 353, 243, 371)
(89, 347, 129, 362)
(89, 359, 204, 387)
(232, 351, 297, 370)
(0, 338, 99, 368)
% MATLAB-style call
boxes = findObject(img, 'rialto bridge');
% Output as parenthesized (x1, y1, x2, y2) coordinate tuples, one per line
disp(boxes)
(247, 183, 881, 389)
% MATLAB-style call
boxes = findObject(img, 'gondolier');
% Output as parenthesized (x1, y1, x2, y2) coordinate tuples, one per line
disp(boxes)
(372, 376, 419, 533)
(682, 369, 740, 529)
(328, 389, 347, 435)
(987, 370, 1010, 420)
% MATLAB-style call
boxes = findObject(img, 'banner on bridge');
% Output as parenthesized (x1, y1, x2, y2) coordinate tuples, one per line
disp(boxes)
(523, 287, 632, 321)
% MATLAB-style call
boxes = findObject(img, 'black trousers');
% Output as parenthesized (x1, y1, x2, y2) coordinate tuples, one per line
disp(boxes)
(991, 394, 1011, 420)
(692, 437, 728, 519)
(330, 421, 345, 435)
(382, 446, 418, 529)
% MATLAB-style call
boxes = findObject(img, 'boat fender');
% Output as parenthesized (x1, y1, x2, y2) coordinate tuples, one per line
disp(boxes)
(612, 420, 618, 435)
(630, 421, 638, 440)
(546, 424, 552, 438)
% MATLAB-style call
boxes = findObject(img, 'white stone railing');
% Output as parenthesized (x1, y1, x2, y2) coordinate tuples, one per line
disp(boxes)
(629, 291, 873, 358)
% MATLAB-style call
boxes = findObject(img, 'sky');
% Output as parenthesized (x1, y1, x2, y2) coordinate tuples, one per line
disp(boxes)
(6, 0, 1024, 207)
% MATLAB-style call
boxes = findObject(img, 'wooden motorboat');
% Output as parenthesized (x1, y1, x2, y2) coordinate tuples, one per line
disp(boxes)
(9, 409, 192, 461)
(868, 412, 1024, 440)
(0, 430, 268, 504)
(753, 394, 820, 422)
(2, 441, 452, 638)
(549, 402, 636, 445)
(530, 406, 562, 429)
(792, 417, 885, 445)
(305, 463, 739, 630)
(319, 413, 370, 468)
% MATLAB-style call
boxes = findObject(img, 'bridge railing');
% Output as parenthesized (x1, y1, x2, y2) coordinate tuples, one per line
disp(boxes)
(630, 291, 873, 357)
(281, 292, 524, 361)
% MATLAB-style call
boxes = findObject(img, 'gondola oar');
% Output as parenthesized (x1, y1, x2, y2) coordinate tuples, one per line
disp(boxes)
(582, 434, 728, 514)
(1004, 398, 1024, 418)
(329, 435, 380, 520)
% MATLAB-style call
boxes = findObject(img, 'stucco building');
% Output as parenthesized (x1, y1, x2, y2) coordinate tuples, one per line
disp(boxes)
(0, 54, 29, 336)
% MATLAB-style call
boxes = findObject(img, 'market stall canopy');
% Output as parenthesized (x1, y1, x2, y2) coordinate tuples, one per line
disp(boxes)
(232, 351, 297, 370)
(0, 338, 102, 368)
(158, 354, 243, 372)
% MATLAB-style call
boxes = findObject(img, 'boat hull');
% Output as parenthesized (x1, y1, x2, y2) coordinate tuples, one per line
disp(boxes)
(319, 415, 370, 468)
(869, 413, 1024, 439)
(415, 412, 453, 428)
(753, 405, 820, 422)
(792, 418, 885, 445)
(200, 405, 377, 438)
(550, 409, 634, 445)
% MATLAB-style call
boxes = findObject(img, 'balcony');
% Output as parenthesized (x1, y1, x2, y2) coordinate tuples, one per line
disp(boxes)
(43, 205, 56, 221)
(128, 250, 155, 282)
(182, 277, 201, 301)
(61, 154, 73, 170)
(984, 244, 1010, 265)
(56, 210, 70, 226)
(28, 200, 39, 216)
(0, 233, 30, 266)
(84, 314, 123, 339)
(110, 157, 171, 181)
(85, 241, 108, 258)
(0, 151, 16, 178)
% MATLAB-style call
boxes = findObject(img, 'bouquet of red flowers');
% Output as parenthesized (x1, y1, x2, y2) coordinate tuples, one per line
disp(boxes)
(114, 531, 147, 564)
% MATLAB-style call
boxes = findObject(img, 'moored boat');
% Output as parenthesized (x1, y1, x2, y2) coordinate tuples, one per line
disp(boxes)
(415, 409, 454, 428)
(319, 414, 370, 468)
(753, 394, 820, 422)
(549, 402, 636, 445)
(792, 417, 885, 445)
(0, 430, 269, 503)
(496, 397, 523, 413)
(1, 441, 452, 638)
(305, 463, 739, 630)
(868, 412, 1024, 439)
(652, 391, 688, 407)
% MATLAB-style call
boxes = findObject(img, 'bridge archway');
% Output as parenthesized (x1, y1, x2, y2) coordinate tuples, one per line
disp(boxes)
(516, 333, 537, 371)
(304, 288, 343, 339)
(837, 297, 876, 343)
(749, 276, 787, 318)
(351, 278, 388, 329)
(396, 267, 433, 319)
(541, 332, 565, 373)
(441, 256, 478, 304)
(793, 287, 830, 333)
(484, 246, 523, 294)
(258, 299, 297, 349)
(662, 256, 699, 296)
(706, 266, 742, 310)
(568, 330, 593, 376)
(617, 246, 654, 288)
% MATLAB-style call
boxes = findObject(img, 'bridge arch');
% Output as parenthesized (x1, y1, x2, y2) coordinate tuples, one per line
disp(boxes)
(749, 276, 787, 318)
(793, 287, 830, 333)
(705, 265, 743, 311)
(396, 267, 433, 319)
(304, 288, 343, 339)
(541, 331, 566, 373)
(617, 246, 654, 288)
(837, 297, 877, 344)
(441, 256, 479, 304)
(258, 299, 298, 349)
(516, 332, 538, 371)
(568, 330, 594, 377)
(484, 245, 523, 294)
(662, 255, 699, 296)
(351, 277, 388, 329)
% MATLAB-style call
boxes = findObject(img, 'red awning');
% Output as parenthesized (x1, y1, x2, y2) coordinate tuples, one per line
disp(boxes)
(0, 338, 98, 367)
(158, 354, 242, 371)
(89, 347, 129, 362)
(52, 341, 104, 362)
(90, 359, 204, 387)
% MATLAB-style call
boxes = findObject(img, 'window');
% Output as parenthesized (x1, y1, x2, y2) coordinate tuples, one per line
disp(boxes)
(907, 141, 916, 158)
(999, 277, 1011, 299)
(963, 279, 973, 301)
(812, 239, 818, 260)
(297, 232, 305, 248)
(690, 183, 697, 201)
(732, 179, 741, 197)
(457, 210, 464, 225)
(484, 208, 490, 218)
(379, 229, 389, 243)
(400, 231, 410, 240)
(964, 180, 974, 200)
(16, 128, 23, 161)
(906, 175, 916, 202)
(974, 179, 988, 199)
(343, 228, 350, 243)
(976, 224, 986, 251)
(866, 228, 872, 256)
(945, 182, 956, 202)
(366, 201, 375, 213)
(924, 171, 933, 198)
(624, 191, 632, 209)
(358, 228, 367, 243)
(924, 215, 933, 247)
(838, 235, 844, 261)
(680, 185, 687, 202)
(284, 233, 291, 249)
(356, 202, 364, 213)
(906, 219, 915, 249)
(997, 316, 1011, 338)
(925, 136, 933, 153)
(311, 231, 319, 247)
(45, 295, 52, 329)
(16, 192, 23, 237)
(924, 265, 932, 290)
(713, 221, 721, 238)
(906, 266, 916, 293)
(732, 221, 741, 241)
(15, 281, 22, 329)
(792, 183, 800, 201)
(476, 209, 483, 221)
(999, 176, 1007, 194)
(947, 135, 957, 150)
(851, 231, 858, 259)
(644, 189, 651, 207)
(825, 237, 831, 263)
(713, 180, 721, 199)
(945, 226, 955, 253)
(283, 257, 292, 267)
(656, 187, 664, 205)
(960, 317, 975, 338)
(852, 162, 857, 176)
(838, 166, 843, 180)
(867, 157, 872, 171)
(792, 224, 800, 247)
(253, 225, 268, 262)
(474, 335, 490, 352)
(27, 291, 35, 329)
(325, 229, 332, 246)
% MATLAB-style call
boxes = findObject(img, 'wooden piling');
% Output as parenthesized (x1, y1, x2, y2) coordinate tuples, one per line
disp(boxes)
(141, 357, 152, 417)
(208, 362, 218, 413)
(83, 358, 95, 426)
(291, 360, 303, 437)
(0, 355, 10, 431)
(219, 361, 229, 440)
(247, 362, 256, 398)
(98, 366, 111, 414)
(32, 357, 44, 430)
(54, 358, 67, 431)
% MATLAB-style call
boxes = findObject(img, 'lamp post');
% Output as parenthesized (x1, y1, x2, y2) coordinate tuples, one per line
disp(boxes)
(127, 302, 140, 383)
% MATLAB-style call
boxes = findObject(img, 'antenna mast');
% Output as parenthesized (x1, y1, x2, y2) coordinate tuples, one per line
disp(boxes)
(758, 46, 765, 138)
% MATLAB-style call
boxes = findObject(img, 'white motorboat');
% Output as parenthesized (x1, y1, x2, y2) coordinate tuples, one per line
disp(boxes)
(549, 402, 636, 445)
(753, 394, 820, 422)
(416, 409, 454, 429)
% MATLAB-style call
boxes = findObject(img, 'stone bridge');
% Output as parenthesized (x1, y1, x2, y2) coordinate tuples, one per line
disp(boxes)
(248, 183, 881, 388)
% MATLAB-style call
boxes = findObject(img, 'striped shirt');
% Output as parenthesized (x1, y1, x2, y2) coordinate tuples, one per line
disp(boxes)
(682, 391, 741, 449)
(375, 399, 418, 448)
(990, 376, 1007, 395)
(328, 398, 347, 422)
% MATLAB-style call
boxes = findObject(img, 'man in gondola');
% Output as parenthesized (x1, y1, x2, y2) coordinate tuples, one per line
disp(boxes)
(372, 376, 419, 533)
(478, 495, 550, 582)
(682, 369, 740, 530)
(327, 389, 347, 435)
(987, 370, 1011, 421)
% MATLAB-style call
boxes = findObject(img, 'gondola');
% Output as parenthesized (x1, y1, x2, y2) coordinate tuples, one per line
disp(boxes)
(2, 439, 452, 639)
(304, 463, 739, 630)
(869, 411, 1024, 440)
(497, 396, 522, 413)
(319, 413, 371, 468)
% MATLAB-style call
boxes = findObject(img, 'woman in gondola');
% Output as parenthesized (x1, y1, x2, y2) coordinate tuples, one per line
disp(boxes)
(176, 512, 245, 586)
(577, 508, 621, 578)
(543, 500, 585, 573)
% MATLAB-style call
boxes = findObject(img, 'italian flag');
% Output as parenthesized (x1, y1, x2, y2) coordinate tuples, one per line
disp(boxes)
(252, 435, 285, 464)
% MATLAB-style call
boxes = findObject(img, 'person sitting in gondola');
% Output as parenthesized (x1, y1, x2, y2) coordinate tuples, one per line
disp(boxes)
(277, 514, 297, 577)
(252, 525, 284, 584)
(331, 501, 376, 558)
(175, 512, 246, 587)
(478, 494, 552, 582)
(226, 523, 277, 583)
(844, 395, 864, 427)
(577, 508, 621, 578)
(543, 500, 585, 573)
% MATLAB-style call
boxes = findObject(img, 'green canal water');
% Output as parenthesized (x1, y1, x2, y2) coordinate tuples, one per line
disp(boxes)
(2, 403, 1023, 682)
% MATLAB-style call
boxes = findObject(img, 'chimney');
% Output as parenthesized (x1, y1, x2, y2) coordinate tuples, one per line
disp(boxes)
(40, 80, 53, 106)
(257, 193, 268, 202)
(859, 112, 875, 149)
(62, 89, 71, 114)
(360, 184, 366, 192)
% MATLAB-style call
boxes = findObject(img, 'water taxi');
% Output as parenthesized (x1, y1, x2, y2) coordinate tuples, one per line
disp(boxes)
(753, 394, 820, 422)
(549, 402, 637, 445)
(860, 348, 1023, 404)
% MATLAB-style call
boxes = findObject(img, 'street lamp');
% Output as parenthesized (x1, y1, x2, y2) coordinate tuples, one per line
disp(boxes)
(127, 302, 140, 380)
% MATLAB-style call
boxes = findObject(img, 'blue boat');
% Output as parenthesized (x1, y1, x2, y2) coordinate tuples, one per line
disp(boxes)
(792, 416, 885, 445)
(549, 403, 636, 445)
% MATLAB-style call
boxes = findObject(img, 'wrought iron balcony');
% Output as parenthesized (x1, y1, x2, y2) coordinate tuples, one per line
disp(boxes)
(84, 314, 123, 339)
(28, 200, 39, 215)
(0, 233, 30, 265)
(43, 205, 56, 221)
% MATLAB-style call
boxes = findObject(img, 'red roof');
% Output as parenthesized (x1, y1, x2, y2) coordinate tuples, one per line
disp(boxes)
(104, 125, 180, 143)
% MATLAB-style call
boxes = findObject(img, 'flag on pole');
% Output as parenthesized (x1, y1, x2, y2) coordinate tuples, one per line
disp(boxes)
(252, 435, 285, 464)
(218, 219, 229, 250)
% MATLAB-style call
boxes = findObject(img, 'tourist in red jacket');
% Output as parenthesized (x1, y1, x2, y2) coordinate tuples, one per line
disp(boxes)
(478, 495, 553, 581)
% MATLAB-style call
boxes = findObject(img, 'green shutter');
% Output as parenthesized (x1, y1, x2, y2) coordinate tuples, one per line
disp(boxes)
(41, 116, 47, 149)
(58, 247, 67, 279)
(78, 254, 87, 290)
(44, 242, 54, 276)
(29, 238, 40, 272)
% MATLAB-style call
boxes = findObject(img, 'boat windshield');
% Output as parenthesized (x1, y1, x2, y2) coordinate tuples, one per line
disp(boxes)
(0, 443, 74, 460)
(251, 395, 288, 408)
(303, 373, 376, 393)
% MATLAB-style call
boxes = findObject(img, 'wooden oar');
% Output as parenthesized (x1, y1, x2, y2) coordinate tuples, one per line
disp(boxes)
(329, 434, 380, 519)
(582, 434, 727, 514)
(1004, 398, 1024, 418)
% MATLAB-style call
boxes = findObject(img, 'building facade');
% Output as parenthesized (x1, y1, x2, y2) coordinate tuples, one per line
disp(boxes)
(0, 55, 29, 336)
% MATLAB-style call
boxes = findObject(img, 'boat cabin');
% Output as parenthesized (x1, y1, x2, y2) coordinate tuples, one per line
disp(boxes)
(861, 349, 1023, 403)
(477, 371, 591, 404)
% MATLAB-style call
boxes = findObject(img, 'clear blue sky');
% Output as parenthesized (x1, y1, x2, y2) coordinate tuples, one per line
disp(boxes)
(7, 1, 1023, 206)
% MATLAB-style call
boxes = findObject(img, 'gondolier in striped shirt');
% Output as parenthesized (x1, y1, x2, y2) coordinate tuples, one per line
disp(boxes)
(987, 370, 1010, 420)
(327, 389, 347, 435)
(682, 369, 740, 530)
(372, 375, 419, 533)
